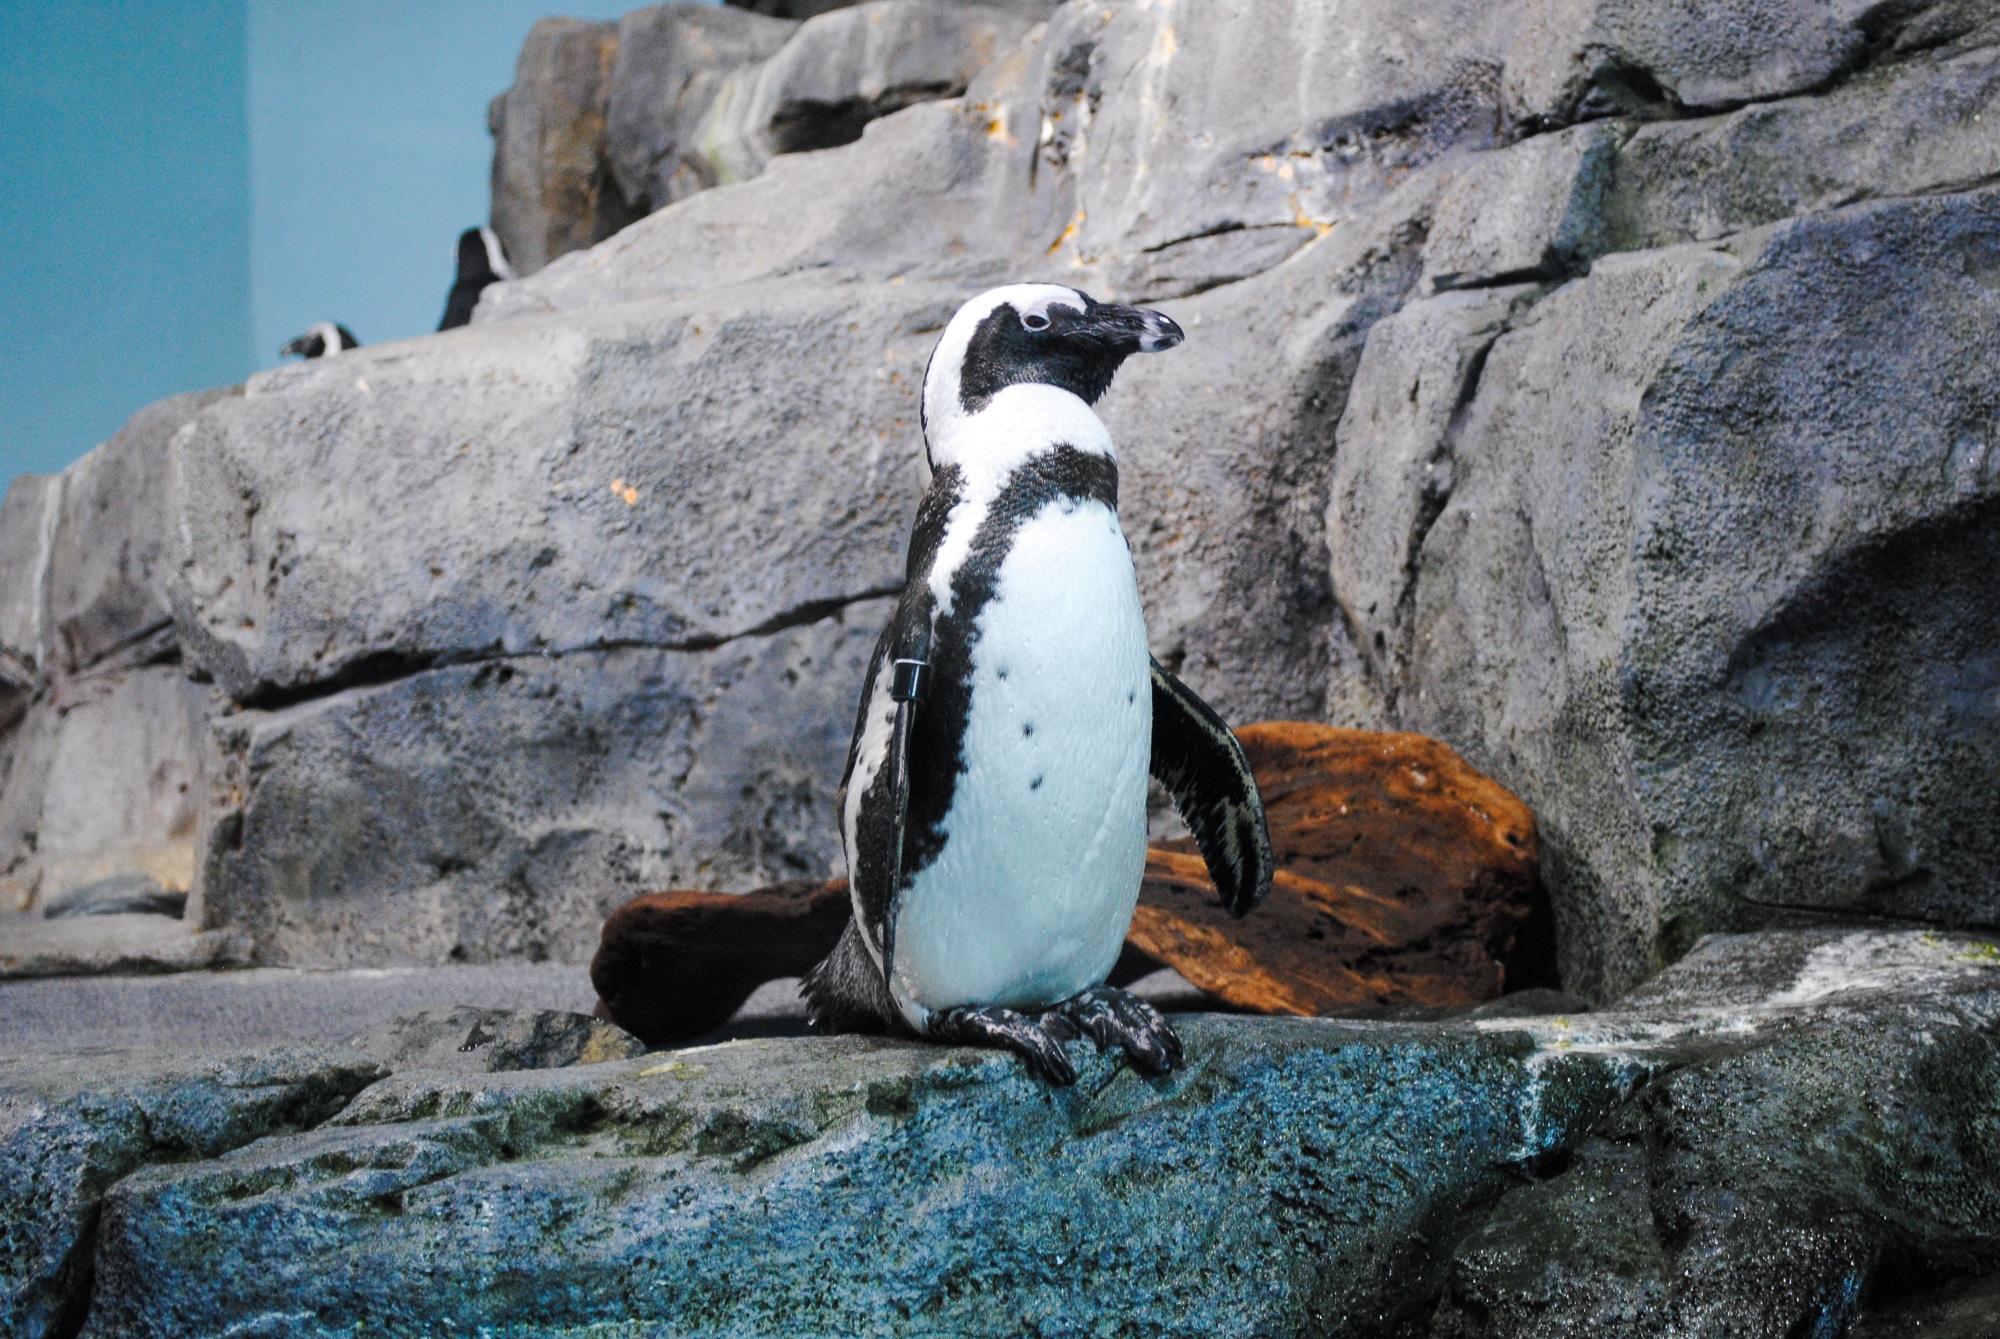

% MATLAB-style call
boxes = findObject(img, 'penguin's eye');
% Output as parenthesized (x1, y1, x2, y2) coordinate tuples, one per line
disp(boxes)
(1021, 312, 1051, 332)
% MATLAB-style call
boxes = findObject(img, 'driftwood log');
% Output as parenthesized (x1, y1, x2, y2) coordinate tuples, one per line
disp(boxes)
(592, 723, 1543, 1045)
(1131, 723, 1539, 1014)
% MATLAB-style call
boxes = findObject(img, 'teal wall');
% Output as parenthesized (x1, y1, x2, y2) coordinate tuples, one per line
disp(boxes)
(0, 0, 250, 480)
(0, 0, 642, 491)
(247, 0, 632, 368)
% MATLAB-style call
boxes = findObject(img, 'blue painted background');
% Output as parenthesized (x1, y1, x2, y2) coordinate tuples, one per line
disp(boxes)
(0, 0, 636, 490)
(0, 0, 249, 481)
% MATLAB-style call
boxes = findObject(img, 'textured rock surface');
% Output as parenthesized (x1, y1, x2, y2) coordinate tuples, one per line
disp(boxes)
(40, 929, 1997, 1337)
(199, 600, 891, 967)
(345, 1006, 645, 1072)
(41, 873, 184, 920)
(0, 1045, 385, 1338)
(693, 0, 1042, 186)
(0, 390, 231, 929)
(605, 2, 800, 212)
(0, 912, 244, 980)
(488, 16, 639, 277)
(3, 0, 1998, 995)
(1427, 932, 2000, 1337)
(1368, 190, 2000, 996)
(173, 286, 933, 705)
(0, 664, 213, 916)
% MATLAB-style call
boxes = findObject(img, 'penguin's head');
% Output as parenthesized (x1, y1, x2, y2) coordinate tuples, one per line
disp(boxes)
(922, 283, 1183, 452)
(278, 322, 360, 360)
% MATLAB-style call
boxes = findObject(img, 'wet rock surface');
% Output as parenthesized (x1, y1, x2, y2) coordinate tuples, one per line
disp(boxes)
(0, 929, 1977, 1337)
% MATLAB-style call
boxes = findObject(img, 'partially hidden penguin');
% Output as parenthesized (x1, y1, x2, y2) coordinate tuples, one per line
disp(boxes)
(438, 226, 514, 330)
(803, 283, 1275, 1085)
(278, 322, 358, 360)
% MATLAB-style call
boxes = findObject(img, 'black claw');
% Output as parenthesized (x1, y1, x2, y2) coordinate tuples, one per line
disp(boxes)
(1051, 985, 1184, 1076)
(929, 1005, 1079, 1086)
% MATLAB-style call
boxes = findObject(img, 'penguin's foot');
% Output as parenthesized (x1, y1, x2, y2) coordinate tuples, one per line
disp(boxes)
(1049, 985, 1184, 1076)
(928, 1005, 1080, 1086)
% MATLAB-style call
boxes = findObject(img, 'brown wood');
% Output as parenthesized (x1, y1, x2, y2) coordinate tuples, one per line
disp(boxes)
(591, 722, 1542, 1039)
(590, 878, 851, 1045)
(1136, 722, 1540, 1014)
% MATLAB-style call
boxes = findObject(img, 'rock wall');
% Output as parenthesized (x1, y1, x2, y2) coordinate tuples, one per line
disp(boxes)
(0, 390, 236, 921)
(2, 0, 1996, 995)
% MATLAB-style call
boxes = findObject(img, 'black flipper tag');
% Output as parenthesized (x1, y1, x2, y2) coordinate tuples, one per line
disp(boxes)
(1148, 656, 1275, 918)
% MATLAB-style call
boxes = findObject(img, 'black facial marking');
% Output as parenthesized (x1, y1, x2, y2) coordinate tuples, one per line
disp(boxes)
(958, 295, 1132, 413)
(904, 445, 1119, 874)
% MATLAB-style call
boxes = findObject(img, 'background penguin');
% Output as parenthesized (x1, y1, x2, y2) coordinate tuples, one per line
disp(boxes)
(278, 322, 358, 359)
(804, 283, 1275, 1085)
(437, 225, 514, 330)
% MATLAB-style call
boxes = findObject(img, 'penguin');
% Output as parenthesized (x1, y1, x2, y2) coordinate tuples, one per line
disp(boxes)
(437, 225, 514, 330)
(803, 283, 1275, 1086)
(278, 322, 359, 360)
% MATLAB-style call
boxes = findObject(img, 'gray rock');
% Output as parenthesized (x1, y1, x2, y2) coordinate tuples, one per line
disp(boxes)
(483, 0, 1517, 318)
(0, 473, 56, 680)
(43, 388, 238, 677)
(345, 1006, 645, 1072)
(694, 0, 1044, 187)
(0, 1044, 384, 1337)
(1423, 123, 1620, 291)
(1096, 182, 1438, 725)
(0, 963, 601, 1051)
(1347, 189, 2000, 997)
(1607, 41, 2000, 251)
(197, 600, 890, 968)
(1329, 282, 1544, 719)
(1849, 1271, 2000, 1338)
(0, 665, 213, 918)
(65, 930, 2000, 1337)
(476, 99, 1022, 321)
(1427, 931, 2000, 1338)
(40, 873, 183, 920)
(1501, 0, 1908, 127)
(0, 913, 244, 980)
(173, 283, 934, 705)
(0, 389, 231, 692)
(488, 17, 641, 279)
(604, 3, 800, 213)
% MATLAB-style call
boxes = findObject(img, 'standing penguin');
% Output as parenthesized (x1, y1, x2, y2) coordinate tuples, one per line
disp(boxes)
(804, 283, 1274, 1085)
(438, 226, 514, 330)
(278, 322, 359, 359)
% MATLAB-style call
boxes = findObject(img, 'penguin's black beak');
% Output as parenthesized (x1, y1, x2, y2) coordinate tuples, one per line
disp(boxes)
(279, 334, 312, 359)
(1084, 303, 1185, 354)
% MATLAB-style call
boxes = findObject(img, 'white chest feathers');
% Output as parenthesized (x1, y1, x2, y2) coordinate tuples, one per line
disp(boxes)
(890, 494, 1153, 1024)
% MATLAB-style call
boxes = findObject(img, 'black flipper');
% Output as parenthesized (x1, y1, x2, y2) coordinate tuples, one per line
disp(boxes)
(1148, 656, 1275, 918)
(848, 592, 935, 985)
